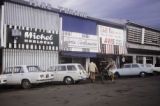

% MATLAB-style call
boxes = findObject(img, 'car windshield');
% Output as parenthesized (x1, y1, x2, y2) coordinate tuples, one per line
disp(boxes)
(27, 66, 42, 72)
(78, 65, 86, 73)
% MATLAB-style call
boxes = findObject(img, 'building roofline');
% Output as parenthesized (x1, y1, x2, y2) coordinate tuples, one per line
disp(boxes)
(2, 0, 159, 32)
(88, 16, 125, 26)
(3, 0, 59, 13)
(127, 20, 160, 32)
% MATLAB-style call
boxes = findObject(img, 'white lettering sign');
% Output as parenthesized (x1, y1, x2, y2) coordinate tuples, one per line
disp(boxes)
(28, 0, 52, 10)
(58, 6, 87, 18)
(61, 31, 99, 52)
(98, 25, 124, 46)
(24, 32, 53, 41)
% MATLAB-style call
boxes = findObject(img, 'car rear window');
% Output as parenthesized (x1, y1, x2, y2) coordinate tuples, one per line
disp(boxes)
(27, 66, 41, 72)
(3, 67, 23, 74)
(67, 65, 77, 71)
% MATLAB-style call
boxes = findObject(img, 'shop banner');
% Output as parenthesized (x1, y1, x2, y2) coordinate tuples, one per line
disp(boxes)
(98, 25, 126, 54)
(6, 25, 59, 51)
(98, 25, 124, 46)
(60, 31, 99, 52)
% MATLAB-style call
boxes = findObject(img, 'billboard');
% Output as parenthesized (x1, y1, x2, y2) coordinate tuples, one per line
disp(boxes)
(98, 25, 126, 54)
(6, 25, 59, 51)
(60, 31, 99, 53)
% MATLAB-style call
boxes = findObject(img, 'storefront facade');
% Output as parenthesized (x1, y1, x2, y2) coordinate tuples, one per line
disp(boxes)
(126, 22, 160, 66)
(97, 23, 127, 68)
(59, 13, 99, 70)
(0, 0, 60, 73)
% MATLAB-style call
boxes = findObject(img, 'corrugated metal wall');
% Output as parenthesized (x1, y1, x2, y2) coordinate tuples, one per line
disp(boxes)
(127, 25, 142, 44)
(3, 49, 58, 71)
(4, 2, 60, 31)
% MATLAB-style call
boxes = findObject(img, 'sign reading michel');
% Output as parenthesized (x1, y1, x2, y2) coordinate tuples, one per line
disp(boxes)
(6, 26, 59, 50)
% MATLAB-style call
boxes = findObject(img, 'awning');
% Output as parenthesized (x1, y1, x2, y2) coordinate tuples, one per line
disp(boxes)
(60, 51, 97, 58)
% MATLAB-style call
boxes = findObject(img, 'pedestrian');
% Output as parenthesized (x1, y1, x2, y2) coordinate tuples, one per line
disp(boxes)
(106, 59, 117, 82)
(88, 61, 98, 83)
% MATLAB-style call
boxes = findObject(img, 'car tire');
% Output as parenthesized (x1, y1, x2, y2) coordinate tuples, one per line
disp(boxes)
(140, 72, 146, 77)
(63, 77, 74, 85)
(21, 79, 31, 89)
(114, 72, 120, 78)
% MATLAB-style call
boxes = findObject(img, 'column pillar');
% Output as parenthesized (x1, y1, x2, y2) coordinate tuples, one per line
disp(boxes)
(133, 55, 136, 63)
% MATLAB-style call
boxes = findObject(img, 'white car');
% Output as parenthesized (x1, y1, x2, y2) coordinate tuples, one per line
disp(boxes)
(114, 63, 153, 77)
(152, 66, 160, 75)
(141, 64, 160, 75)
(141, 64, 154, 73)
(3, 65, 54, 89)
(0, 74, 7, 85)
(47, 63, 89, 84)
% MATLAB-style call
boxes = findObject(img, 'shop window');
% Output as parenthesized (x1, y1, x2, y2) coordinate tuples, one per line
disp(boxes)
(146, 57, 153, 64)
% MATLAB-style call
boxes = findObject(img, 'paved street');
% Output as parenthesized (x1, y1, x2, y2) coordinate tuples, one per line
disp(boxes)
(0, 76, 160, 106)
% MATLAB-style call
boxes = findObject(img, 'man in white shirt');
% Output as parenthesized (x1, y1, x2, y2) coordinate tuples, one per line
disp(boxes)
(88, 61, 98, 83)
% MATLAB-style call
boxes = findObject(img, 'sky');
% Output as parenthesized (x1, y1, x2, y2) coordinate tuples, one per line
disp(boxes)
(39, 0, 160, 29)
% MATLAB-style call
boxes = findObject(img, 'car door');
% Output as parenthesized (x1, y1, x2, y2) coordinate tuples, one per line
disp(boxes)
(11, 67, 24, 84)
(121, 64, 132, 76)
(3, 67, 13, 84)
(54, 65, 67, 81)
(131, 64, 141, 75)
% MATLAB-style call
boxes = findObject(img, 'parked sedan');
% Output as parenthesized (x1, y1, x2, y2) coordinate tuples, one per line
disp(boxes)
(141, 64, 154, 74)
(0, 74, 7, 85)
(152, 67, 160, 75)
(114, 63, 153, 77)
(3, 65, 54, 89)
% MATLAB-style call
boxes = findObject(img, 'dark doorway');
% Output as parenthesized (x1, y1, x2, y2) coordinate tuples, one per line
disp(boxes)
(120, 56, 133, 67)
(155, 57, 160, 67)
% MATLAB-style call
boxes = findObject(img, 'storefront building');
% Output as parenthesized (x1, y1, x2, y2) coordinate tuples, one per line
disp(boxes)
(0, 0, 59, 73)
(0, 0, 160, 74)
(126, 22, 160, 66)
(59, 9, 99, 70)
(96, 20, 127, 68)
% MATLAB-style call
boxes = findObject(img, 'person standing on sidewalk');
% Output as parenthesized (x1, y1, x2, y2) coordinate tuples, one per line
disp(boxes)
(88, 61, 98, 83)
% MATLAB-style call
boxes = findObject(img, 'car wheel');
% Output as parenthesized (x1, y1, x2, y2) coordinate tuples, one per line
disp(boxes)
(140, 72, 146, 77)
(114, 72, 120, 78)
(21, 79, 31, 89)
(63, 77, 74, 85)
